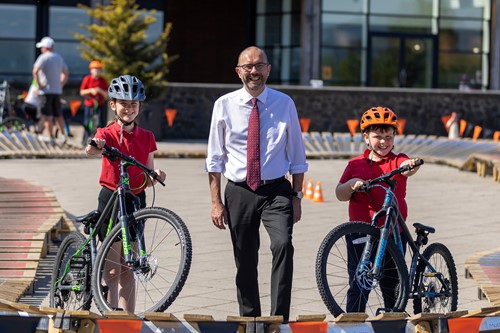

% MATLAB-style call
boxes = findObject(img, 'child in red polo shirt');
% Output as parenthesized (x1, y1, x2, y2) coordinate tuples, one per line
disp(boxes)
(335, 106, 420, 313)
(79, 60, 108, 129)
(85, 74, 166, 312)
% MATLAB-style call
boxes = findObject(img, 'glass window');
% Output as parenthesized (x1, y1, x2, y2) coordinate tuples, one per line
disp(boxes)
(438, 52, 481, 88)
(370, 0, 433, 16)
(144, 11, 164, 43)
(49, 6, 90, 40)
(439, 19, 482, 52)
(256, 15, 282, 45)
(321, 47, 362, 86)
(370, 15, 433, 33)
(0, 40, 35, 82)
(322, 13, 363, 47)
(0, 4, 36, 38)
(322, 0, 365, 13)
(440, 0, 484, 19)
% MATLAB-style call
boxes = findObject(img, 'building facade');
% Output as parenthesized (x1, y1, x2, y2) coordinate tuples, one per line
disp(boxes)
(0, 0, 499, 91)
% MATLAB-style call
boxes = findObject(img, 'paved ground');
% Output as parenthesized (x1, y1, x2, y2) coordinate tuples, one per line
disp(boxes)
(2, 139, 499, 321)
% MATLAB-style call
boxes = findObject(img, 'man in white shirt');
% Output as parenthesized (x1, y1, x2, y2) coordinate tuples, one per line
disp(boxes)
(206, 46, 308, 322)
(32, 36, 69, 143)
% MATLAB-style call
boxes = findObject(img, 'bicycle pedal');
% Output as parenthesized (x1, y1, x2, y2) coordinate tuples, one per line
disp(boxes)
(423, 272, 437, 277)
(70, 256, 87, 269)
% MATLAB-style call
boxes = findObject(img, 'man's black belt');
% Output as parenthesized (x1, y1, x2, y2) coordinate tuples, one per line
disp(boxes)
(229, 176, 286, 186)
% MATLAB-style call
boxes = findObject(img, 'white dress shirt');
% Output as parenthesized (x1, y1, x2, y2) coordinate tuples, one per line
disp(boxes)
(206, 87, 308, 182)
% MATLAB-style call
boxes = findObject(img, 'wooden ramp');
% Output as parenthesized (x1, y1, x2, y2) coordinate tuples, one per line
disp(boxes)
(0, 130, 85, 159)
(304, 132, 500, 182)
(465, 248, 500, 306)
(0, 178, 75, 302)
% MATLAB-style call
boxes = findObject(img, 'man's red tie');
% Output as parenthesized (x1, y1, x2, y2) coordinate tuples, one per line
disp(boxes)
(247, 98, 261, 191)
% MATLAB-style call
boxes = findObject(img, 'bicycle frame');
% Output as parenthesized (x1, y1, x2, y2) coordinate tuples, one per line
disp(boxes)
(55, 159, 149, 291)
(359, 177, 452, 301)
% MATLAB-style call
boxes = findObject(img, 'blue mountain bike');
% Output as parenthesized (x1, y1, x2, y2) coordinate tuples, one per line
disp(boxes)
(316, 159, 458, 316)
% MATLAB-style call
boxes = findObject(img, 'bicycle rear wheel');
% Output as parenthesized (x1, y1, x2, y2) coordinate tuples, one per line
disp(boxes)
(1, 116, 28, 132)
(413, 243, 458, 314)
(316, 222, 409, 317)
(91, 207, 192, 317)
(50, 232, 92, 311)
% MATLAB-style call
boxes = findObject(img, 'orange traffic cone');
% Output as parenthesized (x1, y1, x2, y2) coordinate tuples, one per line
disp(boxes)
(313, 181, 324, 203)
(305, 180, 314, 199)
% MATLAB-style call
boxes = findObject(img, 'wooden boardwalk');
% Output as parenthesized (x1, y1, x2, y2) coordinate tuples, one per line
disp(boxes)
(0, 178, 74, 303)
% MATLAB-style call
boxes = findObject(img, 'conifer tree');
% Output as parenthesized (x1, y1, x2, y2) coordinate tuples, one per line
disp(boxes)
(73, 0, 176, 98)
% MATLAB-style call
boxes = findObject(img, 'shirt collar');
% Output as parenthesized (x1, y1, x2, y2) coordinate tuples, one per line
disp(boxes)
(363, 148, 393, 163)
(239, 87, 268, 105)
(111, 121, 136, 135)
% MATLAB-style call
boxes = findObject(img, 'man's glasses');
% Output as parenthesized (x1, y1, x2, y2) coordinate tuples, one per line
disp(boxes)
(237, 63, 269, 72)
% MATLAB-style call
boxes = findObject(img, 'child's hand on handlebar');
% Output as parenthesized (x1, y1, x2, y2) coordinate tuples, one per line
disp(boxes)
(92, 138, 106, 149)
(401, 158, 421, 177)
(351, 179, 365, 192)
(86, 138, 106, 156)
(149, 169, 166, 186)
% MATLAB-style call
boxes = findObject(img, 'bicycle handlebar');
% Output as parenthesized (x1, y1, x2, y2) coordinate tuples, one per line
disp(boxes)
(359, 158, 424, 192)
(89, 139, 165, 187)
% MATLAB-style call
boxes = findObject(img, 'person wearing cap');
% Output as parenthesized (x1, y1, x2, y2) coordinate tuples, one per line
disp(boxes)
(32, 36, 69, 143)
(335, 106, 421, 313)
(80, 60, 109, 129)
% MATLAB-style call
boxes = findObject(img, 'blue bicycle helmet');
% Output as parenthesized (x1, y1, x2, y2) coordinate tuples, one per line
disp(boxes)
(108, 75, 146, 101)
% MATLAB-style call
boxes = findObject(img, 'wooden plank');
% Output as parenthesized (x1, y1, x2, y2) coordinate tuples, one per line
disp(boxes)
(0, 270, 36, 279)
(0, 232, 46, 241)
(145, 312, 179, 322)
(333, 312, 368, 322)
(184, 314, 215, 322)
(0, 252, 41, 261)
(368, 312, 408, 321)
(296, 314, 326, 322)
(0, 261, 38, 270)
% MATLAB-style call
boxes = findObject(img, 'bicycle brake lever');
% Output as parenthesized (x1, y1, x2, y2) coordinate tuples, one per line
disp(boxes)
(150, 171, 166, 187)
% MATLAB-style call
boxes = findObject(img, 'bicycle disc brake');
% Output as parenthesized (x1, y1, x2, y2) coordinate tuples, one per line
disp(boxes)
(356, 260, 379, 291)
(132, 255, 158, 283)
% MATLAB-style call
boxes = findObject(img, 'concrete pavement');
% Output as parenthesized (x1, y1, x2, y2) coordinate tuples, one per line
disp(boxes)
(1, 140, 499, 321)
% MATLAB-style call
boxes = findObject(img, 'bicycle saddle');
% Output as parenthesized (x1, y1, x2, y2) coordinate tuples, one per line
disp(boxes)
(75, 210, 101, 226)
(413, 222, 435, 234)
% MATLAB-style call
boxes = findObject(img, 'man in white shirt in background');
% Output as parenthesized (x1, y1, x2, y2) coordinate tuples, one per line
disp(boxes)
(33, 36, 69, 144)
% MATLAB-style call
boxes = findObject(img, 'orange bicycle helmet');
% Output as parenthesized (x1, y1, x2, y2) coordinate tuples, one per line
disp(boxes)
(89, 60, 103, 69)
(360, 106, 399, 131)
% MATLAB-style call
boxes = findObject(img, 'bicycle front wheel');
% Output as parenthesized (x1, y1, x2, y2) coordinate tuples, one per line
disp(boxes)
(413, 243, 458, 314)
(91, 207, 192, 317)
(50, 232, 92, 311)
(316, 222, 409, 317)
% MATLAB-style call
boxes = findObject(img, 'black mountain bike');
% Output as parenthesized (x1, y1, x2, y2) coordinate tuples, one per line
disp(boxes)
(50, 142, 192, 317)
(316, 159, 458, 316)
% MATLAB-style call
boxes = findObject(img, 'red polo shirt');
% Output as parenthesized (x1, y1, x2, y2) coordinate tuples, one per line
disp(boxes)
(80, 75, 108, 107)
(339, 149, 409, 228)
(95, 122, 157, 194)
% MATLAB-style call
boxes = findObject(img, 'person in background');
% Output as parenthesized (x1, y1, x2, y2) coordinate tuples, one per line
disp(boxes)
(80, 60, 109, 129)
(206, 46, 308, 322)
(446, 112, 460, 139)
(32, 36, 69, 144)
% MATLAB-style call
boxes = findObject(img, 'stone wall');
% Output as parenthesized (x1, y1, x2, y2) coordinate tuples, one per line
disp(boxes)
(139, 83, 500, 140)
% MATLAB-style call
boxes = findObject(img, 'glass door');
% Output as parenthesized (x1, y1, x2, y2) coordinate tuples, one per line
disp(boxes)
(367, 32, 437, 88)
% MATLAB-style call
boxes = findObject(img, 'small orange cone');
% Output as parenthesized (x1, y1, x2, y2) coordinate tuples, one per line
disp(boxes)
(305, 180, 314, 199)
(313, 181, 324, 203)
